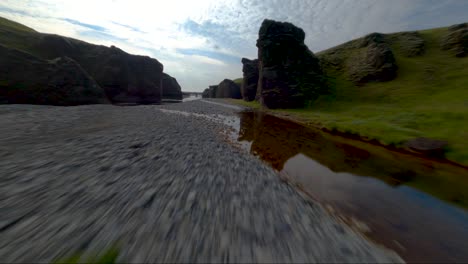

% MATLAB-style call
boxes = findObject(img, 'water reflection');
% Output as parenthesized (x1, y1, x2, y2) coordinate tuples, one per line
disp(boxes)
(238, 111, 468, 263)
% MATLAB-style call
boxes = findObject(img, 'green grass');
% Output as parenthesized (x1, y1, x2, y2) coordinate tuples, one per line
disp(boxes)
(231, 26, 468, 165)
(0, 17, 36, 33)
(54, 247, 119, 264)
(233, 78, 243, 86)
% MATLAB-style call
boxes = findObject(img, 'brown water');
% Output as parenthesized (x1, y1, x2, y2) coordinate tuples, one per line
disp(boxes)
(237, 111, 468, 263)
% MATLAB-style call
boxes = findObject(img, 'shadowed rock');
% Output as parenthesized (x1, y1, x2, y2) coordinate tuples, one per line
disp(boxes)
(256, 19, 326, 109)
(162, 73, 182, 101)
(347, 34, 398, 84)
(216, 79, 241, 99)
(404, 137, 448, 158)
(202, 88, 210, 98)
(208, 85, 218, 98)
(241, 58, 259, 101)
(0, 45, 108, 105)
(441, 23, 468, 57)
(34, 35, 164, 104)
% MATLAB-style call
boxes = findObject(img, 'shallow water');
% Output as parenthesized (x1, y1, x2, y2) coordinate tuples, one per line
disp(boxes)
(236, 111, 468, 263)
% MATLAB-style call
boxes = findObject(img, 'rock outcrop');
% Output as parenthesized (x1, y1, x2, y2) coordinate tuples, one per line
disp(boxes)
(346, 33, 398, 84)
(202, 88, 210, 98)
(441, 23, 468, 57)
(216, 79, 241, 99)
(404, 137, 448, 158)
(241, 58, 259, 101)
(34, 35, 164, 104)
(0, 16, 165, 105)
(0, 45, 108, 105)
(394, 32, 425, 57)
(162, 73, 182, 101)
(256, 19, 326, 109)
(208, 85, 218, 98)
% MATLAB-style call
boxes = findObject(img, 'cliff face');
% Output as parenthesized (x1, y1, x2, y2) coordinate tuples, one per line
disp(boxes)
(162, 73, 183, 101)
(256, 19, 326, 109)
(0, 17, 164, 105)
(34, 34, 164, 104)
(0, 45, 108, 105)
(241, 58, 259, 101)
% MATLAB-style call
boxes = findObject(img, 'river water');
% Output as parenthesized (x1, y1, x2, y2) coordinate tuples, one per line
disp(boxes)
(235, 110, 468, 263)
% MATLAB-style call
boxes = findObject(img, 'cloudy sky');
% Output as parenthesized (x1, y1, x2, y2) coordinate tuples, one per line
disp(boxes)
(1, 0, 467, 92)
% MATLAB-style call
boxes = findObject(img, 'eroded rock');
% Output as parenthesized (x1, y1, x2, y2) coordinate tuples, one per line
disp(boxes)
(162, 73, 182, 101)
(256, 19, 326, 109)
(404, 137, 448, 158)
(241, 58, 259, 101)
(216, 79, 241, 99)
(0, 45, 108, 105)
(347, 34, 398, 84)
(441, 23, 468, 57)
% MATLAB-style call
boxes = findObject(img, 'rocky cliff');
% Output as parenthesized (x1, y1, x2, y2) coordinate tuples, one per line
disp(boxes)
(0, 44, 108, 105)
(0, 17, 164, 105)
(162, 73, 183, 101)
(241, 58, 259, 101)
(215, 79, 241, 99)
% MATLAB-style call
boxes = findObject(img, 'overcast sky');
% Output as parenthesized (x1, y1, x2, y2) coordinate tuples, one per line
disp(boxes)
(1, 0, 467, 92)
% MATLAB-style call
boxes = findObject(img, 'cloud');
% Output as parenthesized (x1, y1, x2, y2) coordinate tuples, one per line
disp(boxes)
(1, 0, 467, 92)
(61, 18, 107, 32)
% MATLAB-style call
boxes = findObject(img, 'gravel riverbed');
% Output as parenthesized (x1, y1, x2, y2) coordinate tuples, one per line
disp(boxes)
(0, 100, 403, 263)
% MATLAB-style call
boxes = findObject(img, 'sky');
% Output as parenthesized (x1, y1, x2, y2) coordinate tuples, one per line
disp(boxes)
(1, 0, 467, 92)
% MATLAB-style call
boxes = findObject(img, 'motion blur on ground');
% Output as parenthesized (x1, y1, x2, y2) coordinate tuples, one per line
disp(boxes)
(1, 0, 467, 263)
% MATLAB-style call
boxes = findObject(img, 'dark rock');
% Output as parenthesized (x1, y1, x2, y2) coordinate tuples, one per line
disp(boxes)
(215, 79, 241, 99)
(208, 85, 218, 98)
(0, 45, 108, 105)
(202, 88, 210, 98)
(441, 23, 468, 57)
(32, 34, 164, 104)
(162, 73, 182, 101)
(404, 137, 448, 158)
(347, 40, 398, 84)
(241, 58, 259, 101)
(256, 19, 326, 109)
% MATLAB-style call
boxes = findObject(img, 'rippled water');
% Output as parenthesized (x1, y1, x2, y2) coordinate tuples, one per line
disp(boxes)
(236, 111, 468, 263)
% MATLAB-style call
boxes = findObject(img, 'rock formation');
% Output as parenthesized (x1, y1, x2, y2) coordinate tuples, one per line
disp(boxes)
(216, 79, 241, 99)
(34, 35, 164, 104)
(241, 58, 259, 101)
(162, 73, 182, 101)
(208, 85, 218, 98)
(202, 88, 210, 98)
(0, 16, 165, 105)
(393, 32, 425, 57)
(346, 33, 398, 84)
(256, 19, 326, 109)
(0, 45, 108, 105)
(441, 23, 468, 57)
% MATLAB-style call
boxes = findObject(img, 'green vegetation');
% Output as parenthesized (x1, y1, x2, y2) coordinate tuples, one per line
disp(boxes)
(0, 17, 36, 33)
(54, 247, 119, 264)
(233, 78, 243, 86)
(231, 26, 468, 165)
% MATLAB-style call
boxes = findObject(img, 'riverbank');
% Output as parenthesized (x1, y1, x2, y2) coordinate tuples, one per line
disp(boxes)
(0, 101, 402, 263)
(228, 99, 468, 168)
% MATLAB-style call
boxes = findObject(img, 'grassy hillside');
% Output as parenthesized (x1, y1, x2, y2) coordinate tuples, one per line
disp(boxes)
(0, 17, 36, 33)
(233, 25, 468, 165)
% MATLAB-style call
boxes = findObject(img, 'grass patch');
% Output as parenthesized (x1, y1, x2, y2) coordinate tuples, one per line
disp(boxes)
(0, 17, 36, 33)
(233, 78, 243, 86)
(53, 247, 119, 264)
